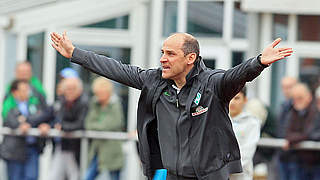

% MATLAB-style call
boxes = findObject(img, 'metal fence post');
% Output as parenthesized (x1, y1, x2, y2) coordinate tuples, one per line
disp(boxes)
(80, 134, 89, 177)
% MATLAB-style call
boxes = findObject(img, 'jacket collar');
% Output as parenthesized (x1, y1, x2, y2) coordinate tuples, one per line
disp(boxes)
(185, 57, 204, 84)
(165, 56, 206, 86)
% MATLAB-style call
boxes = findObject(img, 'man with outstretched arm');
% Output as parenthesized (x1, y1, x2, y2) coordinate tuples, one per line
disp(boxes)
(51, 31, 292, 180)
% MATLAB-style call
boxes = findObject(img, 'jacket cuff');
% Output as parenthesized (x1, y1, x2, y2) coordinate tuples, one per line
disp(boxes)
(70, 47, 87, 65)
(257, 54, 270, 68)
(251, 54, 269, 71)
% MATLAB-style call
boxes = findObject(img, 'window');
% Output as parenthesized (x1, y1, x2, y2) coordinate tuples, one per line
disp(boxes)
(299, 57, 320, 93)
(82, 15, 129, 29)
(27, 32, 45, 81)
(298, 15, 320, 41)
(232, 51, 244, 67)
(187, 2, 224, 37)
(273, 14, 288, 41)
(270, 60, 287, 115)
(233, 2, 247, 38)
(163, 1, 177, 37)
(203, 59, 216, 69)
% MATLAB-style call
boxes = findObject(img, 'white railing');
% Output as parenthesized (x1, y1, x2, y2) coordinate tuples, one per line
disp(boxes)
(0, 127, 133, 140)
(2, 127, 319, 150)
(258, 137, 320, 150)
(0, 127, 137, 177)
(1, 127, 320, 177)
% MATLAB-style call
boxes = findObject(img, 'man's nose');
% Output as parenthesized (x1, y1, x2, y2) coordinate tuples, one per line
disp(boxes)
(160, 56, 167, 63)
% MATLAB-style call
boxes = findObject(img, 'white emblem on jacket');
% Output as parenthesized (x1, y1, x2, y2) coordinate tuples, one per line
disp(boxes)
(194, 92, 201, 105)
(192, 106, 208, 116)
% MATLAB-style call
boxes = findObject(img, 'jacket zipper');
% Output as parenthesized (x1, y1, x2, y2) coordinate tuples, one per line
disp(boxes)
(175, 96, 181, 175)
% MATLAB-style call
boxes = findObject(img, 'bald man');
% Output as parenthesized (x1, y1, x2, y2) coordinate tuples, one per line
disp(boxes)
(51, 31, 292, 180)
(281, 83, 320, 180)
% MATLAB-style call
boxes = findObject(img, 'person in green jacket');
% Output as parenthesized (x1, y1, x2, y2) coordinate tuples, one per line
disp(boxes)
(84, 77, 125, 180)
(0, 79, 51, 180)
(4, 61, 46, 107)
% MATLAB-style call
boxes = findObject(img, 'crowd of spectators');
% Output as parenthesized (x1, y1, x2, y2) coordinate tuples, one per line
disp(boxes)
(2, 61, 320, 180)
(0, 62, 125, 180)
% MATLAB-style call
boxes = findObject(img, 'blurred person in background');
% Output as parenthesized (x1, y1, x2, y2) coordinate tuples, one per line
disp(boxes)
(245, 99, 268, 126)
(0, 80, 51, 180)
(59, 67, 80, 80)
(49, 68, 79, 180)
(51, 67, 79, 136)
(278, 77, 297, 138)
(282, 83, 320, 180)
(229, 86, 261, 180)
(277, 77, 298, 180)
(4, 61, 46, 106)
(84, 77, 124, 180)
(52, 67, 79, 125)
(246, 98, 278, 180)
(308, 86, 320, 179)
(49, 77, 88, 180)
(315, 86, 320, 111)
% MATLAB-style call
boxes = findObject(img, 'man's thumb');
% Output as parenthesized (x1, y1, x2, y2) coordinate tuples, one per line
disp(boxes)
(63, 31, 67, 39)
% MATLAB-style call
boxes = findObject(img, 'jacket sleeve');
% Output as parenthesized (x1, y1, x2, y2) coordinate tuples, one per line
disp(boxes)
(286, 132, 308, 146)
(71, 48, 152, 90)
(27, 106, 53, 127)
(212, 55, 267, 102)
(3, 109, 21, 129)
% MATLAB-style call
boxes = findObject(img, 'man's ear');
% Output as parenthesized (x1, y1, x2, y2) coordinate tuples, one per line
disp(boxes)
(187, 53, 197, 65)
(244, 96, 248, 103)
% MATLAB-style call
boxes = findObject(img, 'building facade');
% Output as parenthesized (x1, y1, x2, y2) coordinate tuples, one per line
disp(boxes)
(1, 0, 320, 179)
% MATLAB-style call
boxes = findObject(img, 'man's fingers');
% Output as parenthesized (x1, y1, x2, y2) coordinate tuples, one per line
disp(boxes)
(271, 38, 282, 48)
(63, 31, 67, 40)
(51, 35, 59, 44)
(278, 47, 293, 52)
(279, 49, 293, 56)
(274, 56, 284, 62)
(51, 32, 62, 40)
(50, 33, 62, 47)
(54, 32, 62, 40)
(51, 43, 59, 51)
(281, 50, 293, 54)
(282, 53, 292, 57)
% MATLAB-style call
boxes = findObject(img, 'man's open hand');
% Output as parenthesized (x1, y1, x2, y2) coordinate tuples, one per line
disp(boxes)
(50, 31, 75, 58)
(261, 38, 293, 66)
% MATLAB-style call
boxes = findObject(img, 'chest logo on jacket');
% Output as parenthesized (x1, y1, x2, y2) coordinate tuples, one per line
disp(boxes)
(192, 106, 208, 116)
(194, 92, 202, 105)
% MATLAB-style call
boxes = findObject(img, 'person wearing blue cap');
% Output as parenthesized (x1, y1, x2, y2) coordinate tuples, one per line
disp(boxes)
(60, 67, 79, 78)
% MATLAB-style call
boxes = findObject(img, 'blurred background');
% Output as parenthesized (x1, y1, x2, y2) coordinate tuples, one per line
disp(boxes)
(1, 0, 320, 180)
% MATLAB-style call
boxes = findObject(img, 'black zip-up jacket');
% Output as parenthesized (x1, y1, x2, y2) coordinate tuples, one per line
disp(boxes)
(57, 94, 88, 164)
(0, 97, 52, 161)
(70, 48, 267, 179)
